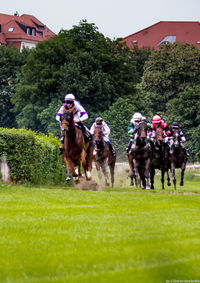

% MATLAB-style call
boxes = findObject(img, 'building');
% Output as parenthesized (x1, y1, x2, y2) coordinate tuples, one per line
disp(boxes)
(123, 21, 200, 50)
(0, 12, 55, 51)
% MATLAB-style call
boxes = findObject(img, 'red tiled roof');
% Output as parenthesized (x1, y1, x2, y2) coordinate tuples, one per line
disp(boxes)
(0, 12, 55, 49)
(123, 21, 200, 50)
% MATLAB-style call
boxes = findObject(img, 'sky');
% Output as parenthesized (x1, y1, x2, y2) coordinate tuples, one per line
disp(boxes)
(1, 0, 200, 39)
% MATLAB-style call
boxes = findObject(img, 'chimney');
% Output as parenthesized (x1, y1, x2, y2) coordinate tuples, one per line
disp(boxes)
(14, 11, 19, 17)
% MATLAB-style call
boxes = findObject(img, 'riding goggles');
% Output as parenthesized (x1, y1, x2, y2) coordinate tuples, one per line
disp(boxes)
(66, 100, 74, 104)
(96, 122, 102, 125)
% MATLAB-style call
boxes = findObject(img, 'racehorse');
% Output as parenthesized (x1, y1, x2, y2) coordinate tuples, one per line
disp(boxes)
(170, 129, 187, 189)
(60, 109, 93, 183)
(128, 121, 152, 189)
(93, 125, 116, 188)
(150, 127, 171, 190)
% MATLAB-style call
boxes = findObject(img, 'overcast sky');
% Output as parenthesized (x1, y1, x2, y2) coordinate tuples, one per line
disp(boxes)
(2, 0, 200, 39)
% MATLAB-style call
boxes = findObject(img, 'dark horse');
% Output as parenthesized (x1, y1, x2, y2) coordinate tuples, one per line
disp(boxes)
(128, 121, 152, 189)
(93, 126, 116, 188)
(170, 129, 187, 189)
(150, 127, 171, 190)
(60, 109, 93, 183)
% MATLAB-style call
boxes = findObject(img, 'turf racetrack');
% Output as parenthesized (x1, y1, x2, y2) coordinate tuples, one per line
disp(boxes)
(0, 179, 200, 283)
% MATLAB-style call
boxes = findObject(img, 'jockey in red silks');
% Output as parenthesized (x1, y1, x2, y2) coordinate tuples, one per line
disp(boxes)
(148, 114, 171, 143)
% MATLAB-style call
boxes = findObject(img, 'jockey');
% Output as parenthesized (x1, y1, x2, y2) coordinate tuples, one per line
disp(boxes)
(169, 122, 189, 156)
(126, 112, 149, 153)
(90, 117, 116, 156)
(148, 114, 171, 144)
(56, 93, 92, 152)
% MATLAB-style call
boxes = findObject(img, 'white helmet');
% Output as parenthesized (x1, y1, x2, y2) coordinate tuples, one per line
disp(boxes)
(65, 93, 75, 101)
(133, 112, 142, 121)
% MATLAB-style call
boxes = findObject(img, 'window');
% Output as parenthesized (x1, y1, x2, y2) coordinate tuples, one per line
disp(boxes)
(8, 27, 14, 32)
(32, 28, 36, 36)
(158, 35, 176, 46)
(27, 27, 31, 35)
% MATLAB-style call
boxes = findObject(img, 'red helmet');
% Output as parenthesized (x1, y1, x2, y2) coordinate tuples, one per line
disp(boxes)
(152, 115, 161, 123)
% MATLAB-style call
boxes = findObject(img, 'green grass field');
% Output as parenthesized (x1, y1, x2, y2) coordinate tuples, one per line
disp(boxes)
(0, 166, 200, 283)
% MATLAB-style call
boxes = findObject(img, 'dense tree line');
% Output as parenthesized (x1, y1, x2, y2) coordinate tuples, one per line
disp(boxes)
(0, 21, 199, 160)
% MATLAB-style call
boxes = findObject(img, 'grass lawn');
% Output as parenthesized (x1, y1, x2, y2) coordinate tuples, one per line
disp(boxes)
(0, 166, 200, 282)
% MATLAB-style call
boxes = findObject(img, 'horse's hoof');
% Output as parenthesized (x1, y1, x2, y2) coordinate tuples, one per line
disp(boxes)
(73, 176, 79, 183)
(105, 182, 110, 187)
(180, 182, 184, 186)
(146, 186, 150, 190)
(66, 177, 71, 182)
(86, 171, 91, 180)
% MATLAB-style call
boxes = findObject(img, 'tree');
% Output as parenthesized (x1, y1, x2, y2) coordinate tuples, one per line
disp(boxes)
(12, 21, 139, 134)
(166, 87, 200, 160)
(0, 46, 28, 128)
(102, 91, 148, 160)
(141, 43, 200, 113)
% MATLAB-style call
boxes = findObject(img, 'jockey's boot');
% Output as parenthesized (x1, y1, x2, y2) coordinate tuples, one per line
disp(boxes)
(181, 143, 190, 157)
(59, 131, 65, 155)
(108, 144, 116, 156)
(126, 140, 133, 154)
(77, 123, 92, 142)
(59, 144, 64, 155)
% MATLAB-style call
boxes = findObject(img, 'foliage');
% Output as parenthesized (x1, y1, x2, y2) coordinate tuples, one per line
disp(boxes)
(11, 21, 139, 134)
(166, 87, 200, 160)
(102, 92, 149, 160)
(0, 46, 29, 128)
(0, 128, 66, 184)
(129, 44, 152, 77)
(141, 43, 200, 113)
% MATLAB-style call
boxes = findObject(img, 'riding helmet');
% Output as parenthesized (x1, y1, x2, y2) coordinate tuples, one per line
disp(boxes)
(152, 115, 161, 123)
(171, 121, 179, 128)
(95, 117, 103, 122)
(133, 112, 142, 121)
(65, 93, 75, 101)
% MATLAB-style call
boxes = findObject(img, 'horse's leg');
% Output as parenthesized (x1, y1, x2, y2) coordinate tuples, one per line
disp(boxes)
(81, 149, 91, 180)
(150, 164, 155, 190)
(95, 161, 103, 188)
(64, 156, 79, 183)
(145, 160, 151, 190)
(167, 169, 171, 186)
(86, 142, 93, 177)
(134, 161, 140, 188)
(180, 163, 186, 186)
(130, 176, 134, 186)
(102, 161, 109, 186)
(171, 162, 176, 190)
(109, 161, 115, 188)
(161, 168, 165, 190)
(139, 167, 146, 189)
(66, 166, 71, 181)
(128, 154, 135, 183)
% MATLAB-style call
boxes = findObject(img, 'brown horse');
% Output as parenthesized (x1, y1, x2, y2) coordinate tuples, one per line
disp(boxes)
(60, 109, 93, 183)
(93, 126, 116, 188)
(170, 129, 187, 189)
(150, 127, 171, 190)
(128, 121, 152, 189)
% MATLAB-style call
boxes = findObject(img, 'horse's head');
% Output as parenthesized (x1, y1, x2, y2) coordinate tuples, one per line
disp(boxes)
(173, 129, 181, 148)
(155, 127, 164, 146)
(137, 121, 148, 143)
(60, 110, 74, 132)
(93, 126, 104, 147)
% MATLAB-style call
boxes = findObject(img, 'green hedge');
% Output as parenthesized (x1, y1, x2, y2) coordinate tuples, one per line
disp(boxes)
(0, 128, 67, 184)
